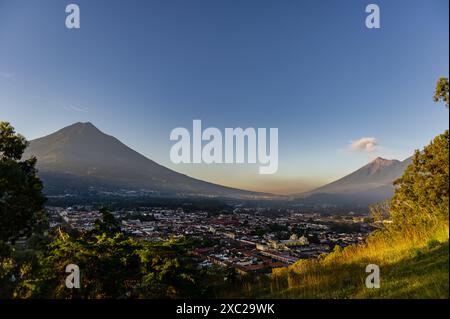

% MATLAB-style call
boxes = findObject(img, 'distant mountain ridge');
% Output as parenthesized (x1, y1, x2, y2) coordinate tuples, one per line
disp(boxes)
(308, 157, 411, 194)
(23, 122, 266, 198)
(293, 156, 412, 208)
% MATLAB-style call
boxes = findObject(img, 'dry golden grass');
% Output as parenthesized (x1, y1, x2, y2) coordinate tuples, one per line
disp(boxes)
(265, 224, 449, 298)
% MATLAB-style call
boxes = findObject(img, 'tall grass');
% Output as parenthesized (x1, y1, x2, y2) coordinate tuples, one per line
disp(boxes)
(231, 223, 449, 299)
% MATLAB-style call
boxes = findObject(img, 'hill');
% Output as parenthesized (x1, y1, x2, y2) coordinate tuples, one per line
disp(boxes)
(223, 224, 449, 299)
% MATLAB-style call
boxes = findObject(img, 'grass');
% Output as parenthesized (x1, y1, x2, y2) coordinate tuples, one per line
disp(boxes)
(230, 224, 449, 299)
(357, 241, 448, 298)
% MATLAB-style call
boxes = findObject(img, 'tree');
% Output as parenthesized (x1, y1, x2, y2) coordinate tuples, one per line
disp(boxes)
(0, 122, 46, 243)
(389, 78, 449, 230)
(389, 131, 449, 230)
(433, 77, 449, 108)
(93, 207, 122, 236)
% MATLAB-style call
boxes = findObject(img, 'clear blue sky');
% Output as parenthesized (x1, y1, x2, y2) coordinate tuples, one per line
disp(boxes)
(0, 0, 448, 194)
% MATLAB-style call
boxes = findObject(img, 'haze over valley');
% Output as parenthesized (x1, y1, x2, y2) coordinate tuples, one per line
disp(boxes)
(24, 122, 412, 211)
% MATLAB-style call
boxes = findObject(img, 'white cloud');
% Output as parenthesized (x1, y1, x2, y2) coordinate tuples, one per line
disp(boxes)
(349, 137, 378, 152)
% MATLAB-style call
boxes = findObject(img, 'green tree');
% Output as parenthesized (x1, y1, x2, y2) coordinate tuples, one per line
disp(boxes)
(389, 131, 449, 230)
(389, 78, 449, 230)
(0, 122, 46, 243)
(93, 207, 122, 236)
(433, 77, 449, 108)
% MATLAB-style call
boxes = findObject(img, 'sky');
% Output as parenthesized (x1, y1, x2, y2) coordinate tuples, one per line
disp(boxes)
(0, 0, 449, 194)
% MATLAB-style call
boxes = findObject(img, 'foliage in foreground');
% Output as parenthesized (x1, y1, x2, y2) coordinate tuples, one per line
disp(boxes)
(11, 231, 208, 299)
(0, 121, 47, 243)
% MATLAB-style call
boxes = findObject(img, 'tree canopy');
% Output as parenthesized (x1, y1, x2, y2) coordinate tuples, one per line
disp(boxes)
(14, 232, 205, 299)
(0, 122, 46, 243)
(389, 130, 449, 230)
(433, 77, 449, 108)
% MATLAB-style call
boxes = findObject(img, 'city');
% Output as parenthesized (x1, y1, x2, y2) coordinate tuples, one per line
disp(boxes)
(47, 205, 373, 276)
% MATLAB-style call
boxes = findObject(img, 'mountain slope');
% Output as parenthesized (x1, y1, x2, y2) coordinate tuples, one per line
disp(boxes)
(293, 157, 412, 208)
(23, 122, 264, 198)
(310, 157, 411, 194)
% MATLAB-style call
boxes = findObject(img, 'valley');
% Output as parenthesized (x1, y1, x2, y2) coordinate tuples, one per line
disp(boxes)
(46, 204, 373, 276)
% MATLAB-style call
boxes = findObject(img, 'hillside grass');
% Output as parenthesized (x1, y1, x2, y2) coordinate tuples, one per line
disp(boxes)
(234, 224, 449, 299)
